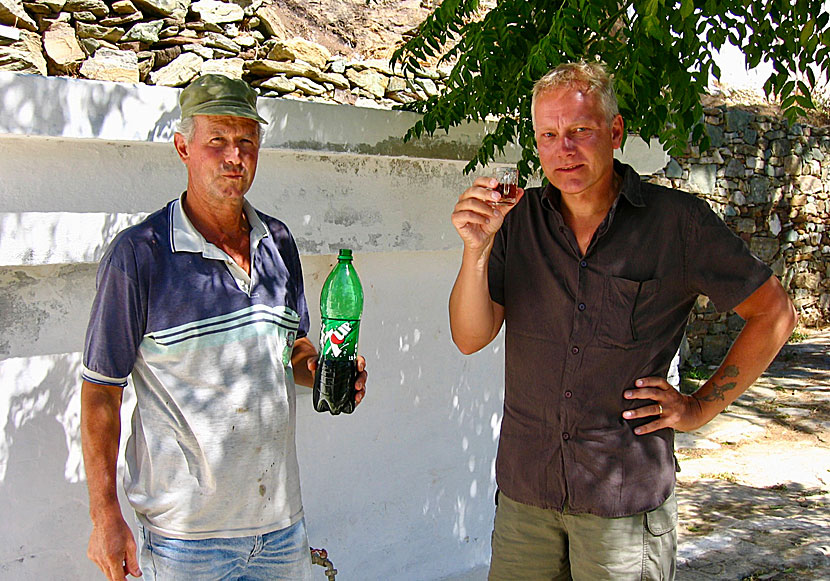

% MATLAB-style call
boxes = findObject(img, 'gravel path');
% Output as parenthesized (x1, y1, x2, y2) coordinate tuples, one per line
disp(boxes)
(675, 329, 830, 580)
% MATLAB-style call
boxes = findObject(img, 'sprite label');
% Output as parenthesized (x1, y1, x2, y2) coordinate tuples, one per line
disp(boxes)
(319, 318, 360, 360)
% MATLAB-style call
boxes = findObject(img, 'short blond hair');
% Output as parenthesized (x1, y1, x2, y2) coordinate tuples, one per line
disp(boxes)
(531, 61, 619, 127)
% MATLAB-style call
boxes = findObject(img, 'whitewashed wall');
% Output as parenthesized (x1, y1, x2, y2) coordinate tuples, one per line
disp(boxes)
(0, 71, 667, 580)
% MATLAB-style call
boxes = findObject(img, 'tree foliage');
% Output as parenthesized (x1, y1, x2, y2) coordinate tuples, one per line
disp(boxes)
(391, 0, 830, 179)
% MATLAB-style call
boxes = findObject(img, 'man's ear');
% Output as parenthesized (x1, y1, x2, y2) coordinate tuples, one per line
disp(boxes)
(611, 114, 624, 149)
(173, 132, 189, 163)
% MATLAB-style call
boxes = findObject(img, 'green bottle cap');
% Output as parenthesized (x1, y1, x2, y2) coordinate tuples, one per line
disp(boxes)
(338, 248, 352, 259)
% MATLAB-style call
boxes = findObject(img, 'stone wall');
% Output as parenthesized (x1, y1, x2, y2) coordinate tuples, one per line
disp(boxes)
(0, 0, 446, 107)
(648, 107, 830, 365)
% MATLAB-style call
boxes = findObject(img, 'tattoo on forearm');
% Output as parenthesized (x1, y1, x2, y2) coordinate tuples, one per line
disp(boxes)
(699, 365, 740, 402)
(721, 365, 739, 378)
(699, 381, 736, 401)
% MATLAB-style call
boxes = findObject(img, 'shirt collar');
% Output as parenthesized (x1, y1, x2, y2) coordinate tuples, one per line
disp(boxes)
(170, 192, 268, 255)
(541, 159, 646, 211)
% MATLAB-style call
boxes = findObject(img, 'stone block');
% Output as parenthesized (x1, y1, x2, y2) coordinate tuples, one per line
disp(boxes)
(724, 158, 745, 178)
(75, 22, 124, 43)
(702, 334, 730, 363)
(749, 236, 779, 262)
(267, 37, 330, 70)
(122, 19, 164, 44)
(148, 50, 201, 86)
(200, 56, 242, 78)
(346, 67, 388, 98)
(80, 47, 138, 82)
(688, 164, 717, 194)
(797, 175, 822, 194)
(256, 74, 294, 93)
(64, 0, 108, 16)
(0, 0, 38, 31)
(706, 123, 724, 148)
(190, 0, 245, 24)
(133, 0, 188, 19)
(735, 218, 756, 233)
(725, 108, 753, 133)
(43, 19, 84, 66)
(0, 29, 46, 73)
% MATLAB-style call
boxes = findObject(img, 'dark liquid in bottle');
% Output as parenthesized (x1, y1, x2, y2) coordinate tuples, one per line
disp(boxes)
(494, 182, 518, 204)
(313, 359, 357, 415)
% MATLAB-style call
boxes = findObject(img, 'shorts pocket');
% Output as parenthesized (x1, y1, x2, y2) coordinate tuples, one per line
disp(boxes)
(645, 492, 677, 536)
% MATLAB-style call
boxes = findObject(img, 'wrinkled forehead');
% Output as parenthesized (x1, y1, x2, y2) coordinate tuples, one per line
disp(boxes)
(194, 114, 261, 135)
(533, 85, 605, 123)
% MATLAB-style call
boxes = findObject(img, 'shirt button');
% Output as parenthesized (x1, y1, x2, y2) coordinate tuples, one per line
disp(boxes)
(571, 346, 579, 355)
(580, 260, 587, 268)
(578, 303, 586, 311)
(564, 390, 573, 398)
(562, 432, 571, 441)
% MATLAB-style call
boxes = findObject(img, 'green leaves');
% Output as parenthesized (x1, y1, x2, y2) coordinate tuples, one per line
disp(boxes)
(392, 0, 830, 176)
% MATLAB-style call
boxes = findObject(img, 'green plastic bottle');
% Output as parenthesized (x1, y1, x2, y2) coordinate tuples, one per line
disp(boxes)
(313, 249, 364, 415)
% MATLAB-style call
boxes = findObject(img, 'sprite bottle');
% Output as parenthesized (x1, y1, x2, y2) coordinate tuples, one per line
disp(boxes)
(313, 249, 363, 415)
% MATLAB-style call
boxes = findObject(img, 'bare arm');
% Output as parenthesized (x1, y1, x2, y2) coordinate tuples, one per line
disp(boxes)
(81, 380, 141, 580)
(448, 177, 523, 354)
(625, 275, 798, 433)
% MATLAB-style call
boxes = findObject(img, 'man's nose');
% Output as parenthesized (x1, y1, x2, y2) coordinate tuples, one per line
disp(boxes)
(224, 144, 243, 164)
(554, 136, 575, 154)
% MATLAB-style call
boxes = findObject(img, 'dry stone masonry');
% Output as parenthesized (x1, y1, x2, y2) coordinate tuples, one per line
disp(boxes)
(1, 0, 827, 364)
(649, 107, 830, 363)
(0, 0, 448, 107)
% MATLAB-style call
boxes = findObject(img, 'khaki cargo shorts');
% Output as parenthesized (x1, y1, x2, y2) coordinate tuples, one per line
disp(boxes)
(489, 492, 677, 581)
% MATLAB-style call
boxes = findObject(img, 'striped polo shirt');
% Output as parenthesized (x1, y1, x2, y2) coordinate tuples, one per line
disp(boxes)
(83, 195, 310, 539)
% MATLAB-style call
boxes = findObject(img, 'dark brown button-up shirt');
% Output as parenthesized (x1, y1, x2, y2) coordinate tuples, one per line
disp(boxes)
(488, 161, 772, 517)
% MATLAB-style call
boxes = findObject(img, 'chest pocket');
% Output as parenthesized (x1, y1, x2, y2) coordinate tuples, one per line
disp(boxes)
(597, 276, 661, 349)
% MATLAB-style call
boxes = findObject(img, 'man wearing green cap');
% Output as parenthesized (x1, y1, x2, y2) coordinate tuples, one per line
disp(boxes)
(80, 74, 368, 580)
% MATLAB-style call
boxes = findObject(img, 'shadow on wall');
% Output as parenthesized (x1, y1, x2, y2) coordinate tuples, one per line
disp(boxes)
(0, 73, 179, 142)
(296, 251, 502, 578)
(0, 353, 104, 578)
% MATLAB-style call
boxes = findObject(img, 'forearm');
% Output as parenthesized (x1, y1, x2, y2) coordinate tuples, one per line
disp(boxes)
(691, 282, 797, 426)
(449, 247, 503, 354)
(81, 381, 124, 523)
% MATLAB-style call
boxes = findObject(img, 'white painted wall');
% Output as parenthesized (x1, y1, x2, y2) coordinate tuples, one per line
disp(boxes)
(0, 72, 666, 580)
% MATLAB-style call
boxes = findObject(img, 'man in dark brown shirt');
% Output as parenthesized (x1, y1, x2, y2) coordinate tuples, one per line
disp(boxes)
(449, 61, 797, 580)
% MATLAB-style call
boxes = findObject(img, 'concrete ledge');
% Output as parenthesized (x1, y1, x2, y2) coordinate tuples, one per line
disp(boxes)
(0, 71, 518, 162)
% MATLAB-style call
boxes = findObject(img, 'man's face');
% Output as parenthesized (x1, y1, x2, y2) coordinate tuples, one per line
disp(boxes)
(175, 115, 261, 202)
(534, 86, 623, 199)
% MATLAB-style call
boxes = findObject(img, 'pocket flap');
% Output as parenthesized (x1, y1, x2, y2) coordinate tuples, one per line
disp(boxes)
(645, 493, 677, 536)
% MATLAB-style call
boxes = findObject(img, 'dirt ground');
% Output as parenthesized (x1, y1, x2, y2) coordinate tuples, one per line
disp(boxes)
(674, 329, 830, 580)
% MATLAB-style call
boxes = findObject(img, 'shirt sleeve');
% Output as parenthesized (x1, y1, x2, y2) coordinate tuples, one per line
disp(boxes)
(488, 227, 507, 306)
(685, 197, 773, 313)
(289, 237, 310, 339)
(82, 237, 147, 387)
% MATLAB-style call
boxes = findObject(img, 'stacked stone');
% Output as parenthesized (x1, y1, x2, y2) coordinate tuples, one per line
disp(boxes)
(649, 106, 830, 364)
(0, 0, 448, 107)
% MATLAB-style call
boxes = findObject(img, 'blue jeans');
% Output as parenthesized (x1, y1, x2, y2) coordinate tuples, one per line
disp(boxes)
(139, 519, 313, 580)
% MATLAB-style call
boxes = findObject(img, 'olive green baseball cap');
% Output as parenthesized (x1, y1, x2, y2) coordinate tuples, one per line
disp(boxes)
(179, 74, 267, 124)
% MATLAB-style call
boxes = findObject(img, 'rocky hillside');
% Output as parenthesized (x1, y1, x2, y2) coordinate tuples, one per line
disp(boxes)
(0, 0, 452, 107)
